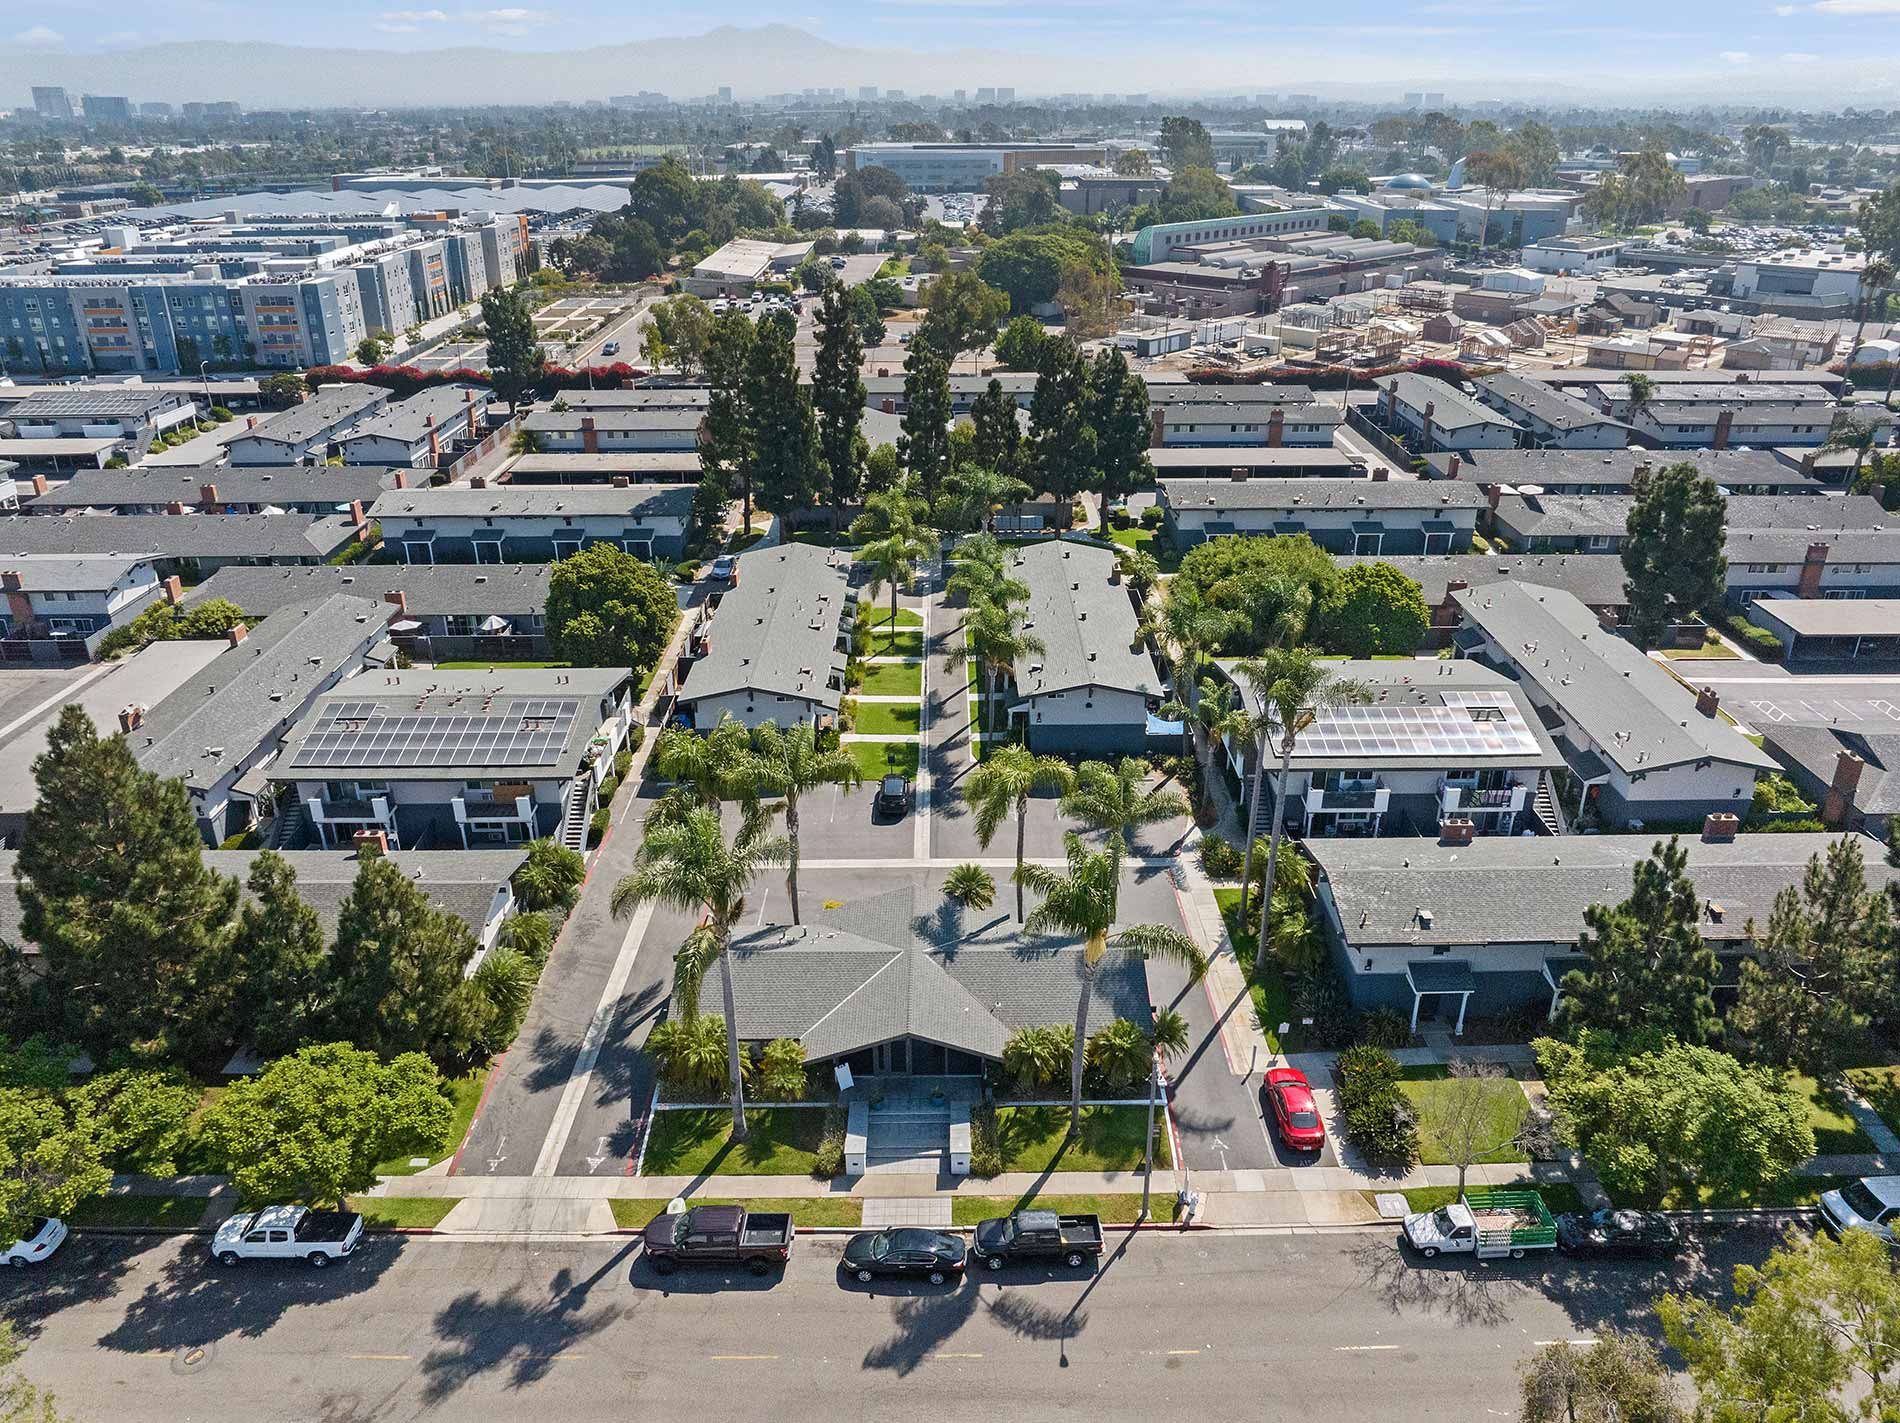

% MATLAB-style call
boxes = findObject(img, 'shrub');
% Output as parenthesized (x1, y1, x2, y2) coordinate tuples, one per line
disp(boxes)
(588, 806, 611, 845)
(1357, 1007, 1412, 1049)
(969, 1101, 1004, 1177)
(1292, 968, 1358, 1048)
(1002, 1024, 1071, 1093)
(1336, 1045, 1419, 1167)
(812, 1104, 847, 1178)
(1198, 832, 1241, 878)
(1110, 506, 1132, 529)
(943, 862, 996, 909)
(648, 1014, 730, 1097)
(502, 910, 554, 963)
(839, 697, 857, 732)
(596, 773, 620, 805)
(1139, 504, 1164, 529)
(614, 748, 634, 780)
(209, 406, 235, 422)
(753, 1038, 809, 1101)
(625, 724, 645, 755)
(514, 837, 586, 912)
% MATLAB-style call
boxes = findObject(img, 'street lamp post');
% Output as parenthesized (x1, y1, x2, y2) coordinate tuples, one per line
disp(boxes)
(197, 360, 211, 434)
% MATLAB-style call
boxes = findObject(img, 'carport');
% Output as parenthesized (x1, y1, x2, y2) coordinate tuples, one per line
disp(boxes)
(1749, 598, 1900, 669)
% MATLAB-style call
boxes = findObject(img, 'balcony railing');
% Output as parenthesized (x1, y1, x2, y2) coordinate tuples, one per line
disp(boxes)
(455, 792, 534, 822)
(310, 794, 393, 823)
(1305, 780, 1389, 815)
(1438, 780, 1528, 816)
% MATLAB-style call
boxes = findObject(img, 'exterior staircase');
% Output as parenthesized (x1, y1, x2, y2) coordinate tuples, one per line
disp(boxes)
(863, 1100, 951, 1176)
(1530, 770, 1566, 837)
(266, 802, 304, 851)
(558, 776, 592, 852)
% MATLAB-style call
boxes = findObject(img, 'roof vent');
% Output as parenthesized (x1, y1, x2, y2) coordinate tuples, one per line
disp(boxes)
(1416, 908, 1434, 929)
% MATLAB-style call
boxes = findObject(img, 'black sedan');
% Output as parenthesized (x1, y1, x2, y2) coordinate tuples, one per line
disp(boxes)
(1555, 1208, 1682, 1259)
(840, 1228, 966, 1285)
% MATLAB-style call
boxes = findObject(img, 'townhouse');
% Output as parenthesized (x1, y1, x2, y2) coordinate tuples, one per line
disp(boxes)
(27, 464, 399, 516)
(1421, 447, 1823, 497)
(517, 407, 703, 454)
(1374, 373, 1521, 452)
(225, 384, 394, 465)
(1469, 373, 1629, 450)
(1726, 525, 1900, 602)
(501, 451, 703, 485)
(337, 384, 489, 468)
(0, 387, 200, 460)
(1149, 399, 1343, 448)
(1159, 476, 1485, 554)
(0, 554, 167, 660)
(1493, 493, 1888, 556)
(0, 512, 359, 573)
(1335, 552, 1634, 641)
(371, 484, 695, 564)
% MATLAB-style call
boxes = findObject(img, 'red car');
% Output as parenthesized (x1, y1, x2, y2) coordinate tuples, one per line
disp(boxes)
(1265, 1067, 1326, 1153)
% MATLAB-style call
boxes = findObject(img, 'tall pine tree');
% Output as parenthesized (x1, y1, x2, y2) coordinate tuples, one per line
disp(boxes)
(234, 851, 332, 1059)
(321, 855, 480, 1064)
(1559, 836, 1721, 1045)
(742, 310, 826, 521)
(1026, 336, 1095, 507)
(1085, 346, 1154, 536)
(811, 282, 867, 529)
(897, 341, 954, 507)
(700, 311, 756, 530)
(1622, 462, 1728, 649)
(17, 705, 240, 1063)
(479, 286, 545, 412)
(970, 377, 1024, 482)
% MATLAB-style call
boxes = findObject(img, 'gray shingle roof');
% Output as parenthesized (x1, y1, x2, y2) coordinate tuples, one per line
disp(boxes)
(1161, 477, 1486, 513)
(0, 554, 150, 592)
(1751, 597, 1900, 638)
(1011, 540, 1160, 700)
(1490, 491, 1870, 540)
(369, 483, 694, 521)
(1454, 580, 1776, 776)
(185, 563, 551, 618)
(1423, 447, 1822, 491)
(231, 385, 392, 446)
(131, 594, 388, 788)
(679, 543, 850, 709)
(1309, 831, 1900, 949)
(718, 888, 1152, 1062)
(1381, 373, 1520, 433)
(1160, 402, 1344, 427)
(1638, 402, 1836, 426)
(1148, 447, 1360, 474)
(1728, 525, 1900, 565)
(30, 464, 396, 511)
(520, 408, 704, 433)
(1335, 554, 1631, 609)
(504, 452, 701, 479)
(0, 513, 356, 561)
(1473, 372, 1626, 433)
(1762, 727, 1900, 815)
(550, 388, 712, 409)
(1147, 383, 1315, 406)
(339, 385, 486, 445)
(199, 847, 527, 941)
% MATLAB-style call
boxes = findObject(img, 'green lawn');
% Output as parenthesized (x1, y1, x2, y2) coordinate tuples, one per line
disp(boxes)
(991, 1105, 1170, 1173)
(858, 662, 923, 696)
(949, 1193, 1150, 1226)
(641, 1108, 828, 1176)
(853, 701, 921, 736)
(1395, 1067, 1534, 1166)
(1107, 523, 1182, 573)
(348, 1196, 461, 1230)
(846, 740, 920, 779)
(1215, 887, 1291, 1054)
(1621, 1173, 1857, 1211)
(1368, 1182, 1586, 1217)
(1662, 645, 1742, 662)
(866, 606, 924, 631)
(375, 1067, 491, 1176)
(1792, 1073, 1877, 1155)
(609, 1196, 862, 1229)
(869, 630, 924, 659)
(1847, 1065, 1900, 1139)
(69, 1195, 209, 1229)
(433, 660, 570, 670)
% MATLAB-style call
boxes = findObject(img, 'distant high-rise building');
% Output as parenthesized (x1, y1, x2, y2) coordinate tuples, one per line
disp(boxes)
(83, 95, 134, 124)
(886, 88, 905, 100)
(975, 87, 996, 103)
(718, 86, 733, 103)
(31, 87, 73, 120)
(952, 88, 967, 103)
(1423, 91, 1446, 108)
(1126, 92, 1149, 106)
(995, 87, 1015, 103)
(859, 86, 878, 100)
(140, 101, 174, 117)
(1404, 92, 1424, 108)
(1255, 93, 1278, 107)
(1286, 93, 1318, 107)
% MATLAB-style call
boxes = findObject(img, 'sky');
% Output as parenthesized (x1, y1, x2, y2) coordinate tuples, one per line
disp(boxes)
(3, 0, 1900, 102)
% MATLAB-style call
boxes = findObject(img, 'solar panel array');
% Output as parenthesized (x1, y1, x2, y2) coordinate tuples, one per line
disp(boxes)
(1299, 690, 1541, 761)
(289, 696, 580, 770)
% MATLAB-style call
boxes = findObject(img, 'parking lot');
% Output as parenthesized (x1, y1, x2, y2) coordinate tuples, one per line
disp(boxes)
(1683, 667, 1900, 728)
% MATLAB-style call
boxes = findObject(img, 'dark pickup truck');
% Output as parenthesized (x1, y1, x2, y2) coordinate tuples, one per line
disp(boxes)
(970, 1210, 1105, 1270)
(641, 1204, 795, 1276)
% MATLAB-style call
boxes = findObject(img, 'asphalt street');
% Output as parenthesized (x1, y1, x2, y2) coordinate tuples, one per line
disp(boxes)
(1, 1227, 1787, 1422)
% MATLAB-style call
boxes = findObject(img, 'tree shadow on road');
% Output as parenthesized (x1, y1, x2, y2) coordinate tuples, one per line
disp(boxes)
(1344, 1235, 1522, 1328)
(416, 1246, 634, 1404)
(0, 1232, 138, 1343)
(93, 1233, 403, 1356)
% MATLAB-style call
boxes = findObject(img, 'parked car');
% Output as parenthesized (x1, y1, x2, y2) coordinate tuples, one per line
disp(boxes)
(1820, 1176, 1900, 1245)
(709, 554, 737, 581)
(830, 255, 847, 269)
(840, 1228, 966, 1284)
(211, 1205, 363, 1268)
(4, 1217, 67, 1269)
(1555, 1208, 1681, 1259)
(1263, 1066, 1325, 1153)
(970, 1210, 1104, 1270)
(874, 775, 911, 817)
(641, 1204, 794, 1277)
(1402, 1190, 1557, 1262)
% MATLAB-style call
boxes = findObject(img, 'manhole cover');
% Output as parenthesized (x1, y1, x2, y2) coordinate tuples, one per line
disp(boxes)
(173, 1343, 215, 1375)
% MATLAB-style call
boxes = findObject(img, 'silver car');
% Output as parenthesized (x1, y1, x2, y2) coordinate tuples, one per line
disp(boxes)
(1820, 1176, 1900, 1245)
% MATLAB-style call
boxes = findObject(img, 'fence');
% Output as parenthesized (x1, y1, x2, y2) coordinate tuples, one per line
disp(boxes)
(1343, 406, 1419, 472)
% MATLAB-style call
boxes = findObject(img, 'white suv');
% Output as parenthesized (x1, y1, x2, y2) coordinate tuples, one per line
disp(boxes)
(1821, 1176, 1900, 1245)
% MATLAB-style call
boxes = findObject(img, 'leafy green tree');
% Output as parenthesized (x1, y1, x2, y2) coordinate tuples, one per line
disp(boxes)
(1536, 1034, 1813, 1206)
(260, 372, 306, 407)
(966, 746, 1075, 922)
(1020, 833, 1206, 1131)
(0, 1319, 78, 1422)
(611, 805, 789, 1142)
(977, 226, 1116, 312)
(1168, 534, 1335, 654)
(700, 311, 756, 526)
(1158, 116, 1216, 170)
(1061, 757, 1189, 855)
(1085, 347, 1153, 536)
(18, 706, 241, 1064)
(846, 284, 887, 346)
(1519, 1330, 1683, 1423)
(917, 270, 1009, 371)
(1559, 837, 1721, 1046)
(1314, 563, 1430, 657)
(898, 341, 955, 507)
(478, 286, 544, 411)
(857, 518, 932, 632)
(0, 1090, 111, 1244)
(811, 282, 866, 528)
(1661, 1225, 1900, 1420)
(1156, 166, 1237, 224)
(753, 1038, 809, 1102)
(980, 167, 1064, 234)
(1026, 335, 1094, 503)
(740, 721, 860, 926)
(743, 311, 825, 520)
(544, 543, 679, 677)
(69, 1068, 201, 1174)
(321, 856, 481, 1064)
(355, 334, 391, 366)
(992, 315, 1048, 372)
(646, 295, 714, 379)
(199, 1042, 452, 1208)
(1622, 462, 1728, 648)
(936, 463, 1031, 536)
(626, 156, 706, 243)
(513, 837, 587, 914)
(232, 851, 330, 1060)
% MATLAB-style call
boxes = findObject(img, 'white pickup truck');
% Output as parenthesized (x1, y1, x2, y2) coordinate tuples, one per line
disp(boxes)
(211, 1205, 364, 1269)
(1402, 1189, 1559, 1262)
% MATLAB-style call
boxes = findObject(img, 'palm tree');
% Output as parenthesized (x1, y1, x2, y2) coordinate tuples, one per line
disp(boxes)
(1061, 755, 1190, 856)
(1159, 675, 1246, 823)
(650, 716, 754, 822)
(965, 598, 1046, 734)
(945, 533, 1027, 610)
(1232, 651, 1372, 975)
(860, 528, 931, 634)
(1147, 587, 1236, 760)
(1846, 256, 1894, 375)
(1018, 833, 1206, 1131)
(966, 743, 1075, 921)
(1827, 413, 1882, 493)
(741, 720, 860, 926)
(847, 481, 929, 545)
(1142, 1006, 1190, 1218)
(611, 804, 789, 1142)
(1623, 372, 1653, 421)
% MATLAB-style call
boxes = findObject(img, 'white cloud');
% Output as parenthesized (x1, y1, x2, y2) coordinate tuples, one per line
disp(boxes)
(1720, 48, 1753, 61)
(375, 7, 448, 29)
(1811, 0, 1900, 12)
(461, 6, 555, 32)
(12, 25, 65, 48)
(1782, 48, 1822, 58)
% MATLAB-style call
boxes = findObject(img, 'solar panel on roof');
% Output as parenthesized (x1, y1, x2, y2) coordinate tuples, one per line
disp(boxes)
(290, 695, 580, 769)
(1298, 691, 1540, 760)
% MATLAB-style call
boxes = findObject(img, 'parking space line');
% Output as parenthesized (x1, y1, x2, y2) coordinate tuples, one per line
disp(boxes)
(709, 1354, 780, 1362)
(1334, 1345, 1400, 1353)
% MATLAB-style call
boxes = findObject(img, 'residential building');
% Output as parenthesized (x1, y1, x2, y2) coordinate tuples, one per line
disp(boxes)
(337, 385, 487, 468)
(274, 666, 637, 850)
(1159, 477, 1484, 553)
(517, 408, 703, 454)
(372, 484, 693, 564)
(860, 373, 1035, 415)
(28, 464, 399, 516)
(82, 96, 134, 125)
(1454, 581, 1774, 826)
(1421, 447, 1822, 496)
(0, 555, 166, 661)
(1306, 831, 1899, 1029)
(1762, 728, 1900, 836)
(1151, 399, 1343, 448)
(1004, 540, 1162, 756)
(500, 451, 702, 484)
(1338, 553, 1635, 641)
(0, 387, 201, 459)
(1469, 373, 1628, 450)
(122, 593, 394, 844)
(1496, 492, 1889, 556)
(1147, 447, 1364, 479)
(842, 142, 1108, 192)
(1728, 526, 1900, 602)
(224, 384, 393, 465)
(1375, 374, 1521, 452)
(674, 543, 852, 732)
(1625, 400, 1841, 450)
(0, 512, 358, 572)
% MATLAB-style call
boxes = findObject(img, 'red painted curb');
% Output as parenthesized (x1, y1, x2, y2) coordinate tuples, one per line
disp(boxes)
(446, 1045, 508, 1177)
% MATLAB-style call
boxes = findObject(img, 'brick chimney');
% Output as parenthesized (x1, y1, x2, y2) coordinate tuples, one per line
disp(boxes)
(1150, 407, 1165, 449)
(1823, 750, 1866, 828)
(199, 483, 219, 509)
(393, 469, 407, 489)
(1421, 400, 1436, 452)
(1439, 817, 1475, 845)
(1229, 467, 1248, 482)
(1371, 465, 1389, 482)
(353, 828, 389, 858)
(227, 622, 249, 646)
(246, 415, 257, 430)
(1437, 577, 1469, 628)
(1, 571, 28, 629)
(612, 475, 630, 487)
(1798, 542, 1829, 598)
(1712, 408, 1734, 451)
(383, 589, 409, 614)
(1696, 685, 1720, 717)
(165, 500, 186, 515)
(28, 474, 47, 496)
(1800, 450, 1816, 476)
(117, 704, 144, 733)
(348, 498, 365, 530)
(881, 398, 897, 415)
(1267, 407, 1284, 449)
(1445, 453, 1461, 480)
(163, 574, 184, 605)
(426, 414, 440, 465)
(1702, 812, 1741, 841)
(581, 416, 599, 454)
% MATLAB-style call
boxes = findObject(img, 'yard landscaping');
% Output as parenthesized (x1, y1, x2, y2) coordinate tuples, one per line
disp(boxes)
(640, 1107, 828, 1176)
(846, 740, 920, 779)
(1215, 887, 1292, 1054)
(1791, 1072, 1876, 1155)
(866, 606, 923, 631)
(857, 662, 923, 697)
(1396, 1065, 1533, 1166)
(869, 629, 924, 659)
(852, 701, 921, 736)
(990, 1105, 1169, 1173)
(374, 1066, 491, 1176)
(1847, 1064, 1900, 1138)
(348, 1197, 461, 1230)
(609, 1196, 862, 1228)
(68, 1195, 209, 1229)
(949, 1192, 1149, 1226)
(1106, 524, 1181, 572)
